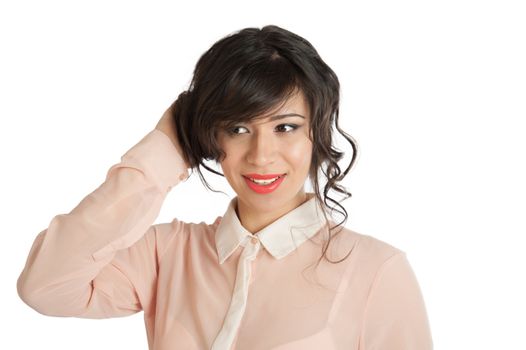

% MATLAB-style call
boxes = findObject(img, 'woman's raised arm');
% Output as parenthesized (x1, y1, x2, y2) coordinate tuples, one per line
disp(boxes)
(17, 103, 190, 318)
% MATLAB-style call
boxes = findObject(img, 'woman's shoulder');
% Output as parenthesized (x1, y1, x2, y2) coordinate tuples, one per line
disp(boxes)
(153, 215, 221, 239)
(148, 216, 221, 260)
(327, 222, 405, 265)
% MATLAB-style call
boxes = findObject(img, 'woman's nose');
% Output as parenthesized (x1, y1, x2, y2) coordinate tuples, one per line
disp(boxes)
(245, 132, 277, 166)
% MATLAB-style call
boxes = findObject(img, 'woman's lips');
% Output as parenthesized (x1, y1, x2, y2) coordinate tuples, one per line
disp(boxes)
(243, 174, 286, 194)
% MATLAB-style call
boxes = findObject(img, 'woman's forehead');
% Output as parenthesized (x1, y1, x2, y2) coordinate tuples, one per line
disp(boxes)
(253, 92, 310, 121)
(214, 89, 310, 128)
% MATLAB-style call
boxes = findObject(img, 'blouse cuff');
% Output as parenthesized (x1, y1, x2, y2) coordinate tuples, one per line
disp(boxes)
(109, 129, 190, 193)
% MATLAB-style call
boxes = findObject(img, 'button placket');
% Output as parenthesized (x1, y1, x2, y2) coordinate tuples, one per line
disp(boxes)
(211, 235, 261, 350)
(248, 236, 260, 285)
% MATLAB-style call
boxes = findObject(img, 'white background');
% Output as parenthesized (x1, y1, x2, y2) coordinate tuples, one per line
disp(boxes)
(2, 0, 525, 349)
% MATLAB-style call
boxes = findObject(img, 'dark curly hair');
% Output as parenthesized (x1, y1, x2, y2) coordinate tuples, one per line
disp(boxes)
(171, 25, 358, 266)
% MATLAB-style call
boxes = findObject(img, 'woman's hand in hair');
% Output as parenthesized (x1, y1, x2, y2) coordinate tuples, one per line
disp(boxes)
(155, 101, 190, 168)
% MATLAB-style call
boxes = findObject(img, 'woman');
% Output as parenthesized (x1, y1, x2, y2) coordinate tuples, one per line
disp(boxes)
(17, 25, 433, 349)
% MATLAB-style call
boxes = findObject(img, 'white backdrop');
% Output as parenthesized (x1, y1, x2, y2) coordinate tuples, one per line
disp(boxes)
(2, 0, 525, 349)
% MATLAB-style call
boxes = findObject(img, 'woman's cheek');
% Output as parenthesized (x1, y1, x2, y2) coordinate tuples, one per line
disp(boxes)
(283, 138, 313, 165)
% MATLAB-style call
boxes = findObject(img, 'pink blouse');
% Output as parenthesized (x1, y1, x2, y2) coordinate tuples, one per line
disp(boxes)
(17, 129, 433, 349)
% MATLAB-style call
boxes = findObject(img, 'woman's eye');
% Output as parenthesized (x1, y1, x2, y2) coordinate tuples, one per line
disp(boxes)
(275, 124, 298, 133)
(229, 126, 249, 134)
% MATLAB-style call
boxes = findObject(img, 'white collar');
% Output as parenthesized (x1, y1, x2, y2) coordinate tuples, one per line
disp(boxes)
(214, 193, 328, 264)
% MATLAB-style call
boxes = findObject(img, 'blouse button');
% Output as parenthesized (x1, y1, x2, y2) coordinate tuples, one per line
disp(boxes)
(251, 237, 258, 244)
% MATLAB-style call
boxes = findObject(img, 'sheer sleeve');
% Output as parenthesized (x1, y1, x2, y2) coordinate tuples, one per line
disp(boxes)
(17, 129, 189, 318)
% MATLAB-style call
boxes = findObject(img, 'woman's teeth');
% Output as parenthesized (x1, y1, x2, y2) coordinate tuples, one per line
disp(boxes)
(249, 176, 280, 185)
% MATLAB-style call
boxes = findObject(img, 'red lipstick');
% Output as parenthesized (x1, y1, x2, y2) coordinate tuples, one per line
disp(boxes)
(243, 173, 286, 194)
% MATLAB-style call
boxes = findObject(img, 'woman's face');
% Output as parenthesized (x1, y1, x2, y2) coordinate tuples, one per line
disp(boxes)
(217, 91, 313, 221)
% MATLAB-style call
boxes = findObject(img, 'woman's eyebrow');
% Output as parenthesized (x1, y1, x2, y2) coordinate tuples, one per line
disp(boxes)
(268, 113, 306, 121)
